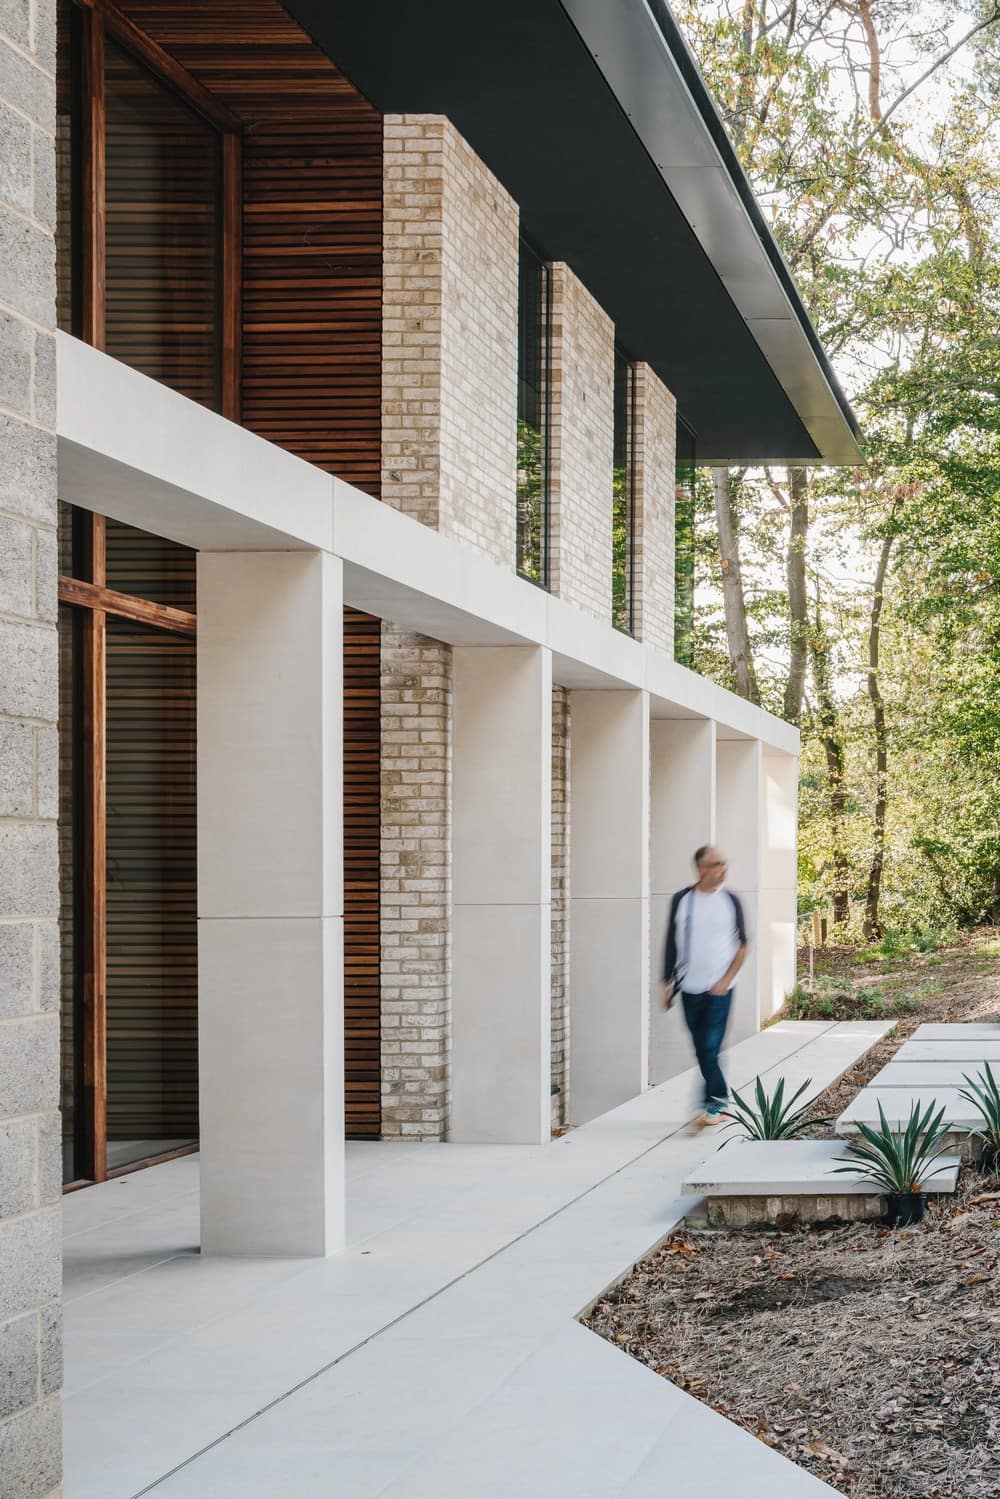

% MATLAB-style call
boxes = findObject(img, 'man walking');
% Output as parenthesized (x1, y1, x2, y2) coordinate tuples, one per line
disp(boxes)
(661, 846, 748, 1128)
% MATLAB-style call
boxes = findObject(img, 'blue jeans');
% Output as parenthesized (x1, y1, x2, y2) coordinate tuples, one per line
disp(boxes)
(681, 990, 733, 1107)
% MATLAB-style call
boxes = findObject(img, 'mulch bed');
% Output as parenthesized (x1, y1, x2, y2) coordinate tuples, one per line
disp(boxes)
(583, 938, 1000, 1498)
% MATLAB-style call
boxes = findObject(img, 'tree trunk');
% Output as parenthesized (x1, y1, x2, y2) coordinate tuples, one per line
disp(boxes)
(863, 530, 896, 941)
(810, 594, 850, 928)
(783, 466, 809, 725)
(713, 468, 760, 704)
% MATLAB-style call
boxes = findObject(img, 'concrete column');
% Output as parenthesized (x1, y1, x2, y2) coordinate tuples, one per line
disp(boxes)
(198, 552, 344, 1256)
(760, 748, 799, 1021)
(451, 646, 551, 1143)
(0, 0, 62, 1480)
(649, 718, 716, 1084)
(569, 689, 650, 1122)
(715, 737, 763, 1044)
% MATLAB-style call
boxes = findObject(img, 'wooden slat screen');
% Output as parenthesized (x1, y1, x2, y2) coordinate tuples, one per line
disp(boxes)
(120, 0, 383, 496)
(344, 609, 381, 1138)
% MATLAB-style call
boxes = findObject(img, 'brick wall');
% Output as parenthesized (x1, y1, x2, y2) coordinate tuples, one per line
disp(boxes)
(379, 624, 452, 1139)
(382, 115, 519, 569)
(632, 363, 677, 654)
(0, 0, 63, 1490)
(550, 685, 570, 1127)
(549, 264, 615, 621)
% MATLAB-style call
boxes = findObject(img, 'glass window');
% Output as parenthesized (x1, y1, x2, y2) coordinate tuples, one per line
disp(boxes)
(612, 349, 635, 634)
(104, 36, 222, 408)
(517, 240, 551, 584)
(56, 0, 81, 337)
(58, 602, 85, 1182)
(105, 614, 198, 1172)
(105, 517, 198, 611)
(674, 418, 697, 668)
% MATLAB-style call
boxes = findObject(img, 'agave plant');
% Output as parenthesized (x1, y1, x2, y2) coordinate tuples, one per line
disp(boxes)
(720, 1075, 830, 1144)
(959, 1063, 1000, 1168)
(834, 1099, 954, 1193)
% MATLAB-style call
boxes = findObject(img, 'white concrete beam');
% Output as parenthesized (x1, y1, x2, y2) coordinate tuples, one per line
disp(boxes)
(451, 646, 552, 1143)
(569, 689, 650, 1122)
(649, 718, 716, 1085)
(197, 552, 345, 1256)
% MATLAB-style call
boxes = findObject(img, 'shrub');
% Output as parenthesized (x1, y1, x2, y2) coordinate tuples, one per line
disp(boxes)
(834, 1100, 954, 1194)
(959, 1063, 1000, 1156)
(721, 1076, 830, 1144)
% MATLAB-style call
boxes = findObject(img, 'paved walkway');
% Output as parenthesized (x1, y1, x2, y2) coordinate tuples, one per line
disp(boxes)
(64, 1021, 891, 1499)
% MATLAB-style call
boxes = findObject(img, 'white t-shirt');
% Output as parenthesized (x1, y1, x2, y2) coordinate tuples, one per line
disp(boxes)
(678, 887, 741, 994)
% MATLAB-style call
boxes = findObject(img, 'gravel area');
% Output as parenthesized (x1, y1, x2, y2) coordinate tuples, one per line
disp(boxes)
(583, 935, 1000, 1499)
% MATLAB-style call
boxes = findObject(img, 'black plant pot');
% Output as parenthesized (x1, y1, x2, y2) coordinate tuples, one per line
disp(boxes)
(886, 1191, 926, 1227)
(980, 1141, 1000, 1174)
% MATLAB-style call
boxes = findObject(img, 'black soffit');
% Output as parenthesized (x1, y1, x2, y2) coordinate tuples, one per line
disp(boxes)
(284, 0, 862, 465)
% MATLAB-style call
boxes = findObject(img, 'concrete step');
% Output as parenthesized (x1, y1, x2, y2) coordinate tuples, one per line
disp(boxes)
(896, 1039, 1000, 1062)
(867, 1061, 989, 1088)
(682, 1139, 960, 1197)
(912, 1023, 1000, 1040)
(836, 1086, 980, 1136)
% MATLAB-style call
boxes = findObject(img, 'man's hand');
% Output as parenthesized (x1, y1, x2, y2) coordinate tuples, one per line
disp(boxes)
(660, 981, 674, 1011)
(708, 979, 729, 996)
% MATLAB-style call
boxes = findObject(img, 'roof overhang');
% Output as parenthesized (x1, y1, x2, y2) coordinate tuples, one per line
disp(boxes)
(284, 0, 861, 465)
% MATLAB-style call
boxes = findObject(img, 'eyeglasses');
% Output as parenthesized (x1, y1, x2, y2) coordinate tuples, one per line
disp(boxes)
(701, 860, 726, 869)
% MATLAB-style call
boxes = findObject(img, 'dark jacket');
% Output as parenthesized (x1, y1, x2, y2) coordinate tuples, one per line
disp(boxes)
(662, 886, 748, 987)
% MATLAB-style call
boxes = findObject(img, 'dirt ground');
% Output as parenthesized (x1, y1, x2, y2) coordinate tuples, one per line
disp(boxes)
(584, 932, 1000, 1499)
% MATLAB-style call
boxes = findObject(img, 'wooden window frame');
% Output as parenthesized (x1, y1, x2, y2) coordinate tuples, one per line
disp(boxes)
(59, 510, 197, 1188)
(70, 0, 242, 420)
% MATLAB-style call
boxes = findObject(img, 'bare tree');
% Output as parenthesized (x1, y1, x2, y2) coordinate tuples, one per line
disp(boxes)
(783, 467, 810, 725)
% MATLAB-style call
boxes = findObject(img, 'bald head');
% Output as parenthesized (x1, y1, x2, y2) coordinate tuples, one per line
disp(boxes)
(694, 845, 727, 891)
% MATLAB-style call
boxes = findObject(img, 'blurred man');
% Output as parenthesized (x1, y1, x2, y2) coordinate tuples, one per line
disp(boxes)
(661, 846, 748, 1128)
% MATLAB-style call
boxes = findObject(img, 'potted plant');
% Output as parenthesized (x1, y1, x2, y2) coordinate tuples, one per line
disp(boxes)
(959, 1062, 1000, 1173)
(834, 1099, 954, 1226)
(720, 1075, 831, 1144)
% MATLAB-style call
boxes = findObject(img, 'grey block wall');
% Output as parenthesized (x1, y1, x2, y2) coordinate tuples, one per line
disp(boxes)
(0, 0, 63, 1492)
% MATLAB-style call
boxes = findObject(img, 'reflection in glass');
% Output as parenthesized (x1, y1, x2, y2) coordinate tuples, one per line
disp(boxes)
(104, 37, 221, 408)
(674, 418, 697, 668)
(612, 350, 635, 634)
(517, 241, 551, 584)
(58, 604, 85, 1182)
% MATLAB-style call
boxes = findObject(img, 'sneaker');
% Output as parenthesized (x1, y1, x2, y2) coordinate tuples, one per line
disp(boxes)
(694, 1108, 724, 1129)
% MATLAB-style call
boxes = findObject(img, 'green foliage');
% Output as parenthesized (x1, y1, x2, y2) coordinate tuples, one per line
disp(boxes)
(516, 418, 544, 583)
(721, 1075, 830, 1143)
(835, 1100, 955, 1195)
(612, 462, 631, 633)
(782, 981, 918, 1022)
(670, 1, 1000, 938)
(959, 1063, 1000, 1150)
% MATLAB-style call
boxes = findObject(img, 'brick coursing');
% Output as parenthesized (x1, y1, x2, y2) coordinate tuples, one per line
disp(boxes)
(632, 363, 677, 654)
(0, 0, 62, 1488)
(548, 264, 615, 621)
(379, 624, 452, 1139)
(550, 685, 570, 1127)
(381, 115, 519, 569)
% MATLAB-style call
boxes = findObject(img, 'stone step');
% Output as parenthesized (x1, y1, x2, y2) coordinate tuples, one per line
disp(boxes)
(682, 1139, 961, 1197)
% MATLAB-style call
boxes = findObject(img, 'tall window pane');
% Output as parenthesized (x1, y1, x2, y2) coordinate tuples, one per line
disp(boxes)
(105, 614, 198, 1171)
(674, 418, 697, 667)
(105, 37, 222, 408)
(517, 240, 551, 584)
(58, 600, 85, 1182)
(612, 349, 635, 634)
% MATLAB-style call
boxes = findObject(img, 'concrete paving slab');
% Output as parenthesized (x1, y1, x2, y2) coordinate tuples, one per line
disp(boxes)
(681, 1139, 960, 1196)
(913, 1023, 1000, 1039)
(896, 1039, 1000, 1063)
(868, 1061, 988, 1088)
(836, 1087, 980, 1133)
